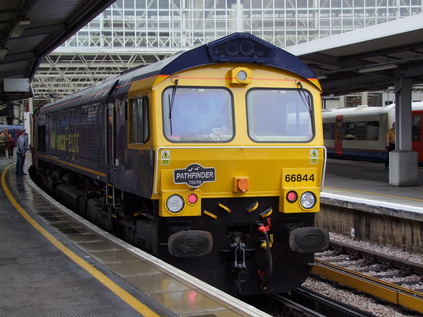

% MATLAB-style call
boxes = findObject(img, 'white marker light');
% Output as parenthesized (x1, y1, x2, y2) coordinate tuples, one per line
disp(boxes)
(166, 194, 184, 213)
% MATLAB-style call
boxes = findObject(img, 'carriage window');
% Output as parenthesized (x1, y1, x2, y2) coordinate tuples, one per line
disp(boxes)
(130, 97, 149, 144)
(343, 121, 379, 140)
(323, 123, 335, 140)
(163, 87, 233, 142)
(247, 89, 313, 142)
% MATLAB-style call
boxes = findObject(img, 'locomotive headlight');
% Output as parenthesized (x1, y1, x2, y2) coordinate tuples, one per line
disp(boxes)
(160, 191, 201, 217)
(237, 70, 248, 81)
(166, 194, 185, 213)
(300, 192, 316, 209)
(228, 67, 252, 84)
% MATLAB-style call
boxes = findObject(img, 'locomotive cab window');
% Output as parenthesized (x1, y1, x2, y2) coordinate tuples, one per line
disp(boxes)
(247, 89, 314, 142)
(163, 87, 234, 142)
(129, 97, 149, 144)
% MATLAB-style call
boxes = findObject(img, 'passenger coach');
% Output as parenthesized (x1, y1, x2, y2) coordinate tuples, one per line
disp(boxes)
(323, 102, 423, 164)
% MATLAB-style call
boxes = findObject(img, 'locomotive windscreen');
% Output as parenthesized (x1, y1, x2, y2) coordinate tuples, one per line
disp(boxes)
(247, 89, 314, 142)
(163, 87, 234, 142)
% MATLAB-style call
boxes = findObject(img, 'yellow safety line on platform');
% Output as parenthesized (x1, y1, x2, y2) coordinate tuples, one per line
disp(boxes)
(325, 186, 423, 202)
(1, 166, 159, 317)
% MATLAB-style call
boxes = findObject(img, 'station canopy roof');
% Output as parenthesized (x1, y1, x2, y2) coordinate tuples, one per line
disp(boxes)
(0, 0, 116, 102)
(285, 14, 423, 96)
(0, 3, 421, 102)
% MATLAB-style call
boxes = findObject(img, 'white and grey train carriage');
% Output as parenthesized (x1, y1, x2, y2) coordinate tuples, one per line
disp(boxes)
(323, 102, 423, 165)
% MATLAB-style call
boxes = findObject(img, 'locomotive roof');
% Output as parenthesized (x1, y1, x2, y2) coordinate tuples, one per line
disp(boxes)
(39, 33, 318, 113)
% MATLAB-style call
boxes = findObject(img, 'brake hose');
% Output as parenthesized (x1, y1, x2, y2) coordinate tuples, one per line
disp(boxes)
(257, 218, 273, 289)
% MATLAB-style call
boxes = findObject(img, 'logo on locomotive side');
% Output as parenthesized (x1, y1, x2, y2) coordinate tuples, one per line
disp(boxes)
(174, 163, 216, 188)
(50, 131, 79, 155)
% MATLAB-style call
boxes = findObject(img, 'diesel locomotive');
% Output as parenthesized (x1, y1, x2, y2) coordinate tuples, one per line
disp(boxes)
(32, 33, 329, 296)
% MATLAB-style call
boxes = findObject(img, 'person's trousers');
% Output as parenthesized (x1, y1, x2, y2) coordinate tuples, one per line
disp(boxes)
(16, 153, 25, 175)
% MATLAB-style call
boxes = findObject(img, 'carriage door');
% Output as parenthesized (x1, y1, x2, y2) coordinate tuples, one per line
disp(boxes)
(412, 111, 423, 163)
(334, 115, 344, 157)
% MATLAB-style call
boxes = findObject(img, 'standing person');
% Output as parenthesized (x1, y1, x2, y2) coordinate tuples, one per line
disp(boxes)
(16, 130, 29, 175)
(0, 131, 5, 158)
(385, 122, 395, 167)
(6, 133, 15, 158)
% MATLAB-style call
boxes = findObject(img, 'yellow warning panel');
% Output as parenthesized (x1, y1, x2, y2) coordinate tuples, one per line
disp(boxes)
(310, 149, 318, 164)
(161, 150, 170, 165)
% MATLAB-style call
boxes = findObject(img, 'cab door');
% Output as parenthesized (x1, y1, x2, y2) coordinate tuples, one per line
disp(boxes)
(412, 111, 423, 163)
(107, 98, 126, 184)
(334, 115, 344, 157)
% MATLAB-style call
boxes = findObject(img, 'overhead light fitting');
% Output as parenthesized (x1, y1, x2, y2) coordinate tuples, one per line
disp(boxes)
(9, 18, 31, 38)
(0, 47, 8, 60)
(358, 63, 398, 73)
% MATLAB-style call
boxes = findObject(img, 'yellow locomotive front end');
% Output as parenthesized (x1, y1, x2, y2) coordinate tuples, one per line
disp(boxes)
(142, 58, 328, 294)
(150, 64, 325, 208)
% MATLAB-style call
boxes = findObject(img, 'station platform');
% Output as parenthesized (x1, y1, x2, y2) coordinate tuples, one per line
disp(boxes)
(320, 158, 423, 253)
(0, 156, 270, 317)
(1, 154, 421, 316)
(322, 159, 423, 216)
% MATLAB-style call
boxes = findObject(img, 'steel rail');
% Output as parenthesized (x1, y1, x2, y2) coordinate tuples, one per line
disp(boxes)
(329, 240, 423, 275)
(311, 259, 423, 314)
(260, 289, 373, 317)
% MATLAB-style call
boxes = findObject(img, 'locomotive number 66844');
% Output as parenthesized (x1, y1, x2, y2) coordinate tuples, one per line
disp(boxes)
(33, 33, 329, 296)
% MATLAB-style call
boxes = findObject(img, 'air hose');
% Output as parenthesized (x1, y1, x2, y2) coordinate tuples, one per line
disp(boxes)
(257, 218, 273, 290)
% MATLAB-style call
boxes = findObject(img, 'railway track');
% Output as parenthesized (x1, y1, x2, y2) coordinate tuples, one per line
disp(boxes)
(242, 289, 373, 317)
(312, 241, 423, 314)
(273, 289, 374, 317)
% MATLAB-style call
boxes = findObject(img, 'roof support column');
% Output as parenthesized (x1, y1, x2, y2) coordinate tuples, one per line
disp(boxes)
(395, 78, 412, 151)
(389, 77, 418, 186)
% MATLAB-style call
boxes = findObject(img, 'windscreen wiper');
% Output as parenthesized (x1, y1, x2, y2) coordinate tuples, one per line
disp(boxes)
(168, 78, 179, 135)
(296, 81, 313, 120)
